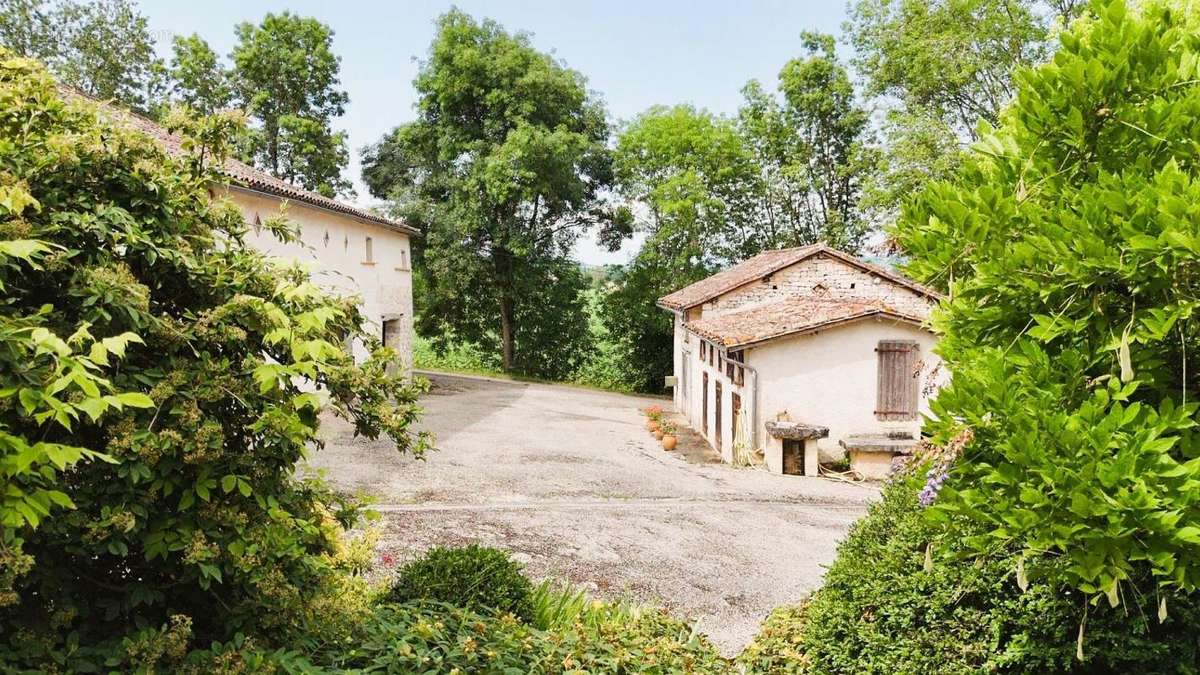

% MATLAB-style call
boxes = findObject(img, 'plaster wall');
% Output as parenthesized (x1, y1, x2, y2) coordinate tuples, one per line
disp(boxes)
(677, 327, 752, 463)
(747, 319, 942, 461)
(224, 188, 414, 366)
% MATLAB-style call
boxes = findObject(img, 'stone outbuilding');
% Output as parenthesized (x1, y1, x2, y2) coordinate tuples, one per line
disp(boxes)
(93, 95, 419, 368)
(656, 244, 945, 479)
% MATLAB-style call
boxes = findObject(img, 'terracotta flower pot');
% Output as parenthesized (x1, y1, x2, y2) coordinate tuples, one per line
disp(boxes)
(661, 435, 677, 451)
(653, 429, 664, 440)
(646, 420, 658, 431)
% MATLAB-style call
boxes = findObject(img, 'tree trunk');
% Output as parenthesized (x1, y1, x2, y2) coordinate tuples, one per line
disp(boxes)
(494, 248, 516, 372)
(499, 291, 515, 372)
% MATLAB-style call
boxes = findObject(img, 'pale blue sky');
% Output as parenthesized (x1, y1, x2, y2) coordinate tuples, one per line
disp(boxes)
(136, 1, 851, 263)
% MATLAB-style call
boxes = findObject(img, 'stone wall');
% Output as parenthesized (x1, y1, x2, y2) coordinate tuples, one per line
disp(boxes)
(697, 254, 933, 321)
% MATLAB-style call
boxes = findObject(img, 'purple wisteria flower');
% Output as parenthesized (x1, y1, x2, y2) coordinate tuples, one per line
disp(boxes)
(919, 467, 948, 507)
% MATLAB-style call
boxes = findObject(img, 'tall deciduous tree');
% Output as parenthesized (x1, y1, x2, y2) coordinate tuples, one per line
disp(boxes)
(614, 104, 762, 270)
(231, 12, 351, 197)
(605, 36, 873, 393)
(739, 31, 875, 250)
(0, 0, 164, 111)
(604, 106, 758, 392)
(362, 10, 617, 375)
(847, 0, 1085, 220)
(168, 33, 231, 115)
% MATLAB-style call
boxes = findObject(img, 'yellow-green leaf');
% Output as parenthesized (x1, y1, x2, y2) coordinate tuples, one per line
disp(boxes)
(116, 392, 154, 408)
(1118, 325, 1134, 383)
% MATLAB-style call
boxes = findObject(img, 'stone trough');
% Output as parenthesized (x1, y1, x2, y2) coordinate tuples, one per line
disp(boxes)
(839, 433, 919, 480)
(764, 420, 828, 477)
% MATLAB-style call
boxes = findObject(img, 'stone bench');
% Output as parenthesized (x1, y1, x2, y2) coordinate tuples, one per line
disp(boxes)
(839, 434, 919, 480)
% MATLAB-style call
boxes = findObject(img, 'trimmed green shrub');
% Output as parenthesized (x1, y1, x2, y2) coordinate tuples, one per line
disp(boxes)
(740, 472, 1200, 674)
(387, 544, 535, 621)
(329, 601, 732, 674)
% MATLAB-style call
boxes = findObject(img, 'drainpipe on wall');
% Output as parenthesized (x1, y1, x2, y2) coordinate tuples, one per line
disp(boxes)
(740, 361, 760, 453)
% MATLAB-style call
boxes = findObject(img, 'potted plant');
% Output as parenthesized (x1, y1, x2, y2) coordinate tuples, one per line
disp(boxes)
(661, 423, 677, 451)
(653, 427, 665, 440)
(644, 405, 663, 432)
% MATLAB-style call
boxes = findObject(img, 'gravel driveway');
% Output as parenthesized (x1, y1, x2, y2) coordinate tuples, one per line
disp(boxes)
(308, 371, 877, 654)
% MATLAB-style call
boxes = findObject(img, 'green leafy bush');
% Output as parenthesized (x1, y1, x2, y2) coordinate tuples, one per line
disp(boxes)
(329, 601, 731, 674)
(892, 0, 1200, 602)
(0, 53, 428, 669)
(413, 333, 500, 374)
(738, 603, 808, 673)
(740, 473, 1200, 674)
(573, 285, 635, 393)
(387, 544, 535, 621)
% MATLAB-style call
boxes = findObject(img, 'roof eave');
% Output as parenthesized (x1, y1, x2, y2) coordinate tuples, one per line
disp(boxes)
(684, 309, 931, 351)
(664, 253, 809, 312)
(225, 184, 421, 237)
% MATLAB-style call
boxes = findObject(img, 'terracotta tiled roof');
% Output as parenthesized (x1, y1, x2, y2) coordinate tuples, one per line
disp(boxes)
(685, 297, 927, 349)
(72, 89, 419, 236)
(656, 244, 940, 310)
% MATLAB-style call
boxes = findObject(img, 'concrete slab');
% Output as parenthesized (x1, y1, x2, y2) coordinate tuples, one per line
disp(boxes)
(307, 371, 878, 655)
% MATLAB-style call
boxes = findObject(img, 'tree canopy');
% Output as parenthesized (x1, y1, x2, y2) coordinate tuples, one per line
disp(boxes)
(231, 12, 352, 197)
(362, 9, 618, 376)
(0, 0, 163, 111)
(601, 33, 873, 393)
(739, 31, 875, 249)
(848, 0, 1084, 220)
(168, 33, 232, 116)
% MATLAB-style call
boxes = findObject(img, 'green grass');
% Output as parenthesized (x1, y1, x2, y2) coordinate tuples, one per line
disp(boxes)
(412, 334, 502, 376)
(528, 579, 646, 632)
(413, 332, 654, 396)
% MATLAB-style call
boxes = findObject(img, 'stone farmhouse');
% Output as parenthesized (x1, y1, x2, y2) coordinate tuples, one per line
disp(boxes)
(89, 95, 418, 367)
(657, 244, 945, 479)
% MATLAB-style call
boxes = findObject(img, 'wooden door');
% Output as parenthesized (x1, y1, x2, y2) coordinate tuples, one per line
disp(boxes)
(782, 440, 803, 475)
(702, 373, 709, 435)
(382, 317, 403, 376)
(732, 393, 741, 446)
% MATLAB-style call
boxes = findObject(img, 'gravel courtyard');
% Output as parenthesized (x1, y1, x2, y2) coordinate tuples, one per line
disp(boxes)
(308, 371, 877, 654)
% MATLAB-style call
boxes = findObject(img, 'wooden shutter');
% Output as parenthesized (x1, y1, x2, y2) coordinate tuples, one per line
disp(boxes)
(876, 340, 920, 421)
